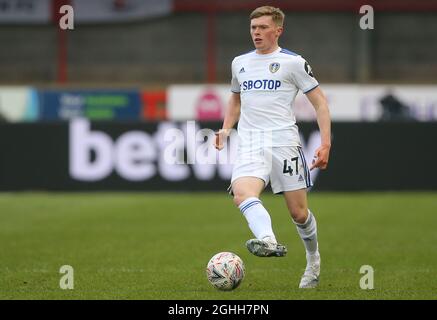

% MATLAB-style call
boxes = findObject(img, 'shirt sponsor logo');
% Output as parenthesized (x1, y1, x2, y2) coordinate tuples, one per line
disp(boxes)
(241, 79, 281, 91)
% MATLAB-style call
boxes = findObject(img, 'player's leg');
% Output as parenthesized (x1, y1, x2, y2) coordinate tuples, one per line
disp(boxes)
(231, 177, 287, 257)
(284, 189, 318, 253)
(270, 146, 320, 287)
(283, 188, 320, 288)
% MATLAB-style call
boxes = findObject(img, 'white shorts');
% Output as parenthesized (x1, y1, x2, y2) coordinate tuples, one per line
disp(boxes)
(230, 146, 313, 194)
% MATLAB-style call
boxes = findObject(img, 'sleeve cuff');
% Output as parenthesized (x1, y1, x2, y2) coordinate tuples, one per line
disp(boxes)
(303, 84, 319, 94)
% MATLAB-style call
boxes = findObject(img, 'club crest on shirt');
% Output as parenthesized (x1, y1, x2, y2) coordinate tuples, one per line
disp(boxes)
(269, 62, 280, 73)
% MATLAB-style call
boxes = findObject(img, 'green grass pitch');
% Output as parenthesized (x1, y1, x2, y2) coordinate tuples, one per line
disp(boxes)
(0, 192, 436, 300)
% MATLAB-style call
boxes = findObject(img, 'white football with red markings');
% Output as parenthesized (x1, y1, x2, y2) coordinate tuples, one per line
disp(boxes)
(206, 252, 245, 291)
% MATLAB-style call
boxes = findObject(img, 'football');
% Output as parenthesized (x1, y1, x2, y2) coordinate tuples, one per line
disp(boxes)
(206, 252, 245, 291)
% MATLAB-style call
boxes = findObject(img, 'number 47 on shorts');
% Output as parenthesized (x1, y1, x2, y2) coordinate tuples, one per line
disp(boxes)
(283, 157, 299, 176)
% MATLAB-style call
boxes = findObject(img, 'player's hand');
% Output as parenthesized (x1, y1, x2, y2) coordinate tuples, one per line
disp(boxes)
(310, 145, 330, 170)
(214, 129, 230, 151)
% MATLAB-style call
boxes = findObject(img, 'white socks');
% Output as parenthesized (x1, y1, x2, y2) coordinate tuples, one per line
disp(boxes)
(238, 197, 277, 243)
(238, 198, 318, 255)
(294, 210, 318, 255)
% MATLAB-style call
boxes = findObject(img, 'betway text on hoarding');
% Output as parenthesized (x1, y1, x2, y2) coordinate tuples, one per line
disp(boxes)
(0, 120, 436, 191)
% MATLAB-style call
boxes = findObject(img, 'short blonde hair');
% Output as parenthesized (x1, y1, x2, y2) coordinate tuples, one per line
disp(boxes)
(250, 6, 285, 27)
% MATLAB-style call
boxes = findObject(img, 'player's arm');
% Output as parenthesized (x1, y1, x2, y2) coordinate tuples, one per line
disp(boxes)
(214, 93, 241, 150)
(305, 86, 331, 170)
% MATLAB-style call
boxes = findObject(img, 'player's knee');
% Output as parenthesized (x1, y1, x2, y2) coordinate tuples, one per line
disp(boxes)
(233, 193, 256, 207)
(233, 194, 245, 207)
(290, 204, 308, 223)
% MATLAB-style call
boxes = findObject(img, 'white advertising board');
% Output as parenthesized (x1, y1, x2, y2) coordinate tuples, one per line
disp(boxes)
(168, 84, 437, 122)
